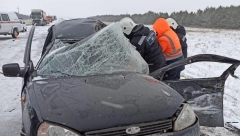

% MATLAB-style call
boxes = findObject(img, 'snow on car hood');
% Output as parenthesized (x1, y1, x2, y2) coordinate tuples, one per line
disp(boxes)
(37, 23, 149, 77)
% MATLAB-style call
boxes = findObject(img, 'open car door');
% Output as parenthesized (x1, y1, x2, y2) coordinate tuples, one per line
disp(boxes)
(150, 54, 240, 127)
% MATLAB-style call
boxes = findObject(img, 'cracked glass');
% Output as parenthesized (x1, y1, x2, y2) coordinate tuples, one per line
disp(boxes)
(37, 23, 149, 77)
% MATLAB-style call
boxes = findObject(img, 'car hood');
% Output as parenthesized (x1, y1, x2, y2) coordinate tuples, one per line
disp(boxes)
(32, 73, 184, 132)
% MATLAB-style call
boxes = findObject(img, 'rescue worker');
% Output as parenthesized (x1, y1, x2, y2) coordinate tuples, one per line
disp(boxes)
(153, 18, 185, 80)
(119, 17, 166, 73)
(166, 18, 188, 58)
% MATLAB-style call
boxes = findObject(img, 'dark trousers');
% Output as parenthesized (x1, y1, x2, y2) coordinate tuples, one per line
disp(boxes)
(163, 55, 184, 80)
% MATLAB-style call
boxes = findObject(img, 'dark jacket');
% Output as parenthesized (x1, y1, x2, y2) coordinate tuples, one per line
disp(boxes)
(175, 25, 188, 58)
(127, 25, 166, 73)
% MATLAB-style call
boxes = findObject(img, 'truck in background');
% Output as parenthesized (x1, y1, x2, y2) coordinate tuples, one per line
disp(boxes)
(30, 9, 48, 26)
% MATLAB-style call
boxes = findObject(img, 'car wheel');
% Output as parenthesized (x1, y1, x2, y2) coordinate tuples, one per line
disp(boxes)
(12, 28, 19, 38)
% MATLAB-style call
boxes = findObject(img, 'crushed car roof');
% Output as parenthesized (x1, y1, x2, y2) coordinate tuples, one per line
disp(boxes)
(54, 18, 107, 40)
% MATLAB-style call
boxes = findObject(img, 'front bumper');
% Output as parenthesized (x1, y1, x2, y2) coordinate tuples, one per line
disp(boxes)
(156, 118, 200, 136)
(84, 117, 200, 136)
(22, 118, 200, 136)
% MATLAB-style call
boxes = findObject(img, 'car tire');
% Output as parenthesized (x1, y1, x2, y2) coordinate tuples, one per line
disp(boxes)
(12, 28, 19, 38)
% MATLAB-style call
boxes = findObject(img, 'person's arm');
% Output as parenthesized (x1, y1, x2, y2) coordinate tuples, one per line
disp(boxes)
(130, 37, 145, 56)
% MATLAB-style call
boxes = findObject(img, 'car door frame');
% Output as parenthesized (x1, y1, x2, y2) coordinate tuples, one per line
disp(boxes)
(21, 23, 36, 112)
(150, 54, 240, 127)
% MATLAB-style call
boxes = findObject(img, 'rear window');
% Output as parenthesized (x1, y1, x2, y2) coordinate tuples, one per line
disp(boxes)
(1, 14, 9, 21)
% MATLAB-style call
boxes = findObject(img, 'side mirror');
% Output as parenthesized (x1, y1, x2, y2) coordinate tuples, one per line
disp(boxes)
(2, 63, 24, 77)
(23, 22, 26, 24)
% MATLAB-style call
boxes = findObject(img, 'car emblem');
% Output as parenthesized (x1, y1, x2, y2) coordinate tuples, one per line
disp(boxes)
(126, 126, 141, 134)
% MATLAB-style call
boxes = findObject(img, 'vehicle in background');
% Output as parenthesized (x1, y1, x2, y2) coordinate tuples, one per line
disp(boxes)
(52, 15, 57, 20)
(0, 11, 21, 38)
(46, 16, 53, 23)
(19, 20, 27, 32)
(30, 9, 48, 26)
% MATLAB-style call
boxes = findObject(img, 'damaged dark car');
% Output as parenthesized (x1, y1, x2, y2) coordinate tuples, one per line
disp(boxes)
(2, 18, 240, 136)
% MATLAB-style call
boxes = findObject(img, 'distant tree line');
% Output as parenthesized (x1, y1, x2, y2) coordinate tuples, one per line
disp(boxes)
(91, 5, 240, 29)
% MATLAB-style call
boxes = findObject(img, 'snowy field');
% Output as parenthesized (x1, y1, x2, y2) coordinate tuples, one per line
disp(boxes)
(0, 22, 239, 136)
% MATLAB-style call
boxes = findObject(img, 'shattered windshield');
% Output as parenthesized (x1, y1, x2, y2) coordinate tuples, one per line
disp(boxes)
(37, 23, 149, 78)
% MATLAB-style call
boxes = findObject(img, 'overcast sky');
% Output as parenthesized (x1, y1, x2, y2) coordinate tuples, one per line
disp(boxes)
(0, 0, 239, 18)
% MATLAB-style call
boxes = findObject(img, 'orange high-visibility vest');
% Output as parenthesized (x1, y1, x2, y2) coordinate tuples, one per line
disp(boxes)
(153, 18, 183, 61)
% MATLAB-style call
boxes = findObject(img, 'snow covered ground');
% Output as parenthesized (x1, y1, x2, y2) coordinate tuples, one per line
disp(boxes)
(0, 22, 239, 135)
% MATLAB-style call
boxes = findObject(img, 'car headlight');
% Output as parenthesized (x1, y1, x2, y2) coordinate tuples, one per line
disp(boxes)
(174, 104, 196, 131)
(37, 122, 81, 136)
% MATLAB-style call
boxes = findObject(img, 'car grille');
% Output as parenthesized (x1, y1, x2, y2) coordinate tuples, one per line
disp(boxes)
(85, 119, 173, 136)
